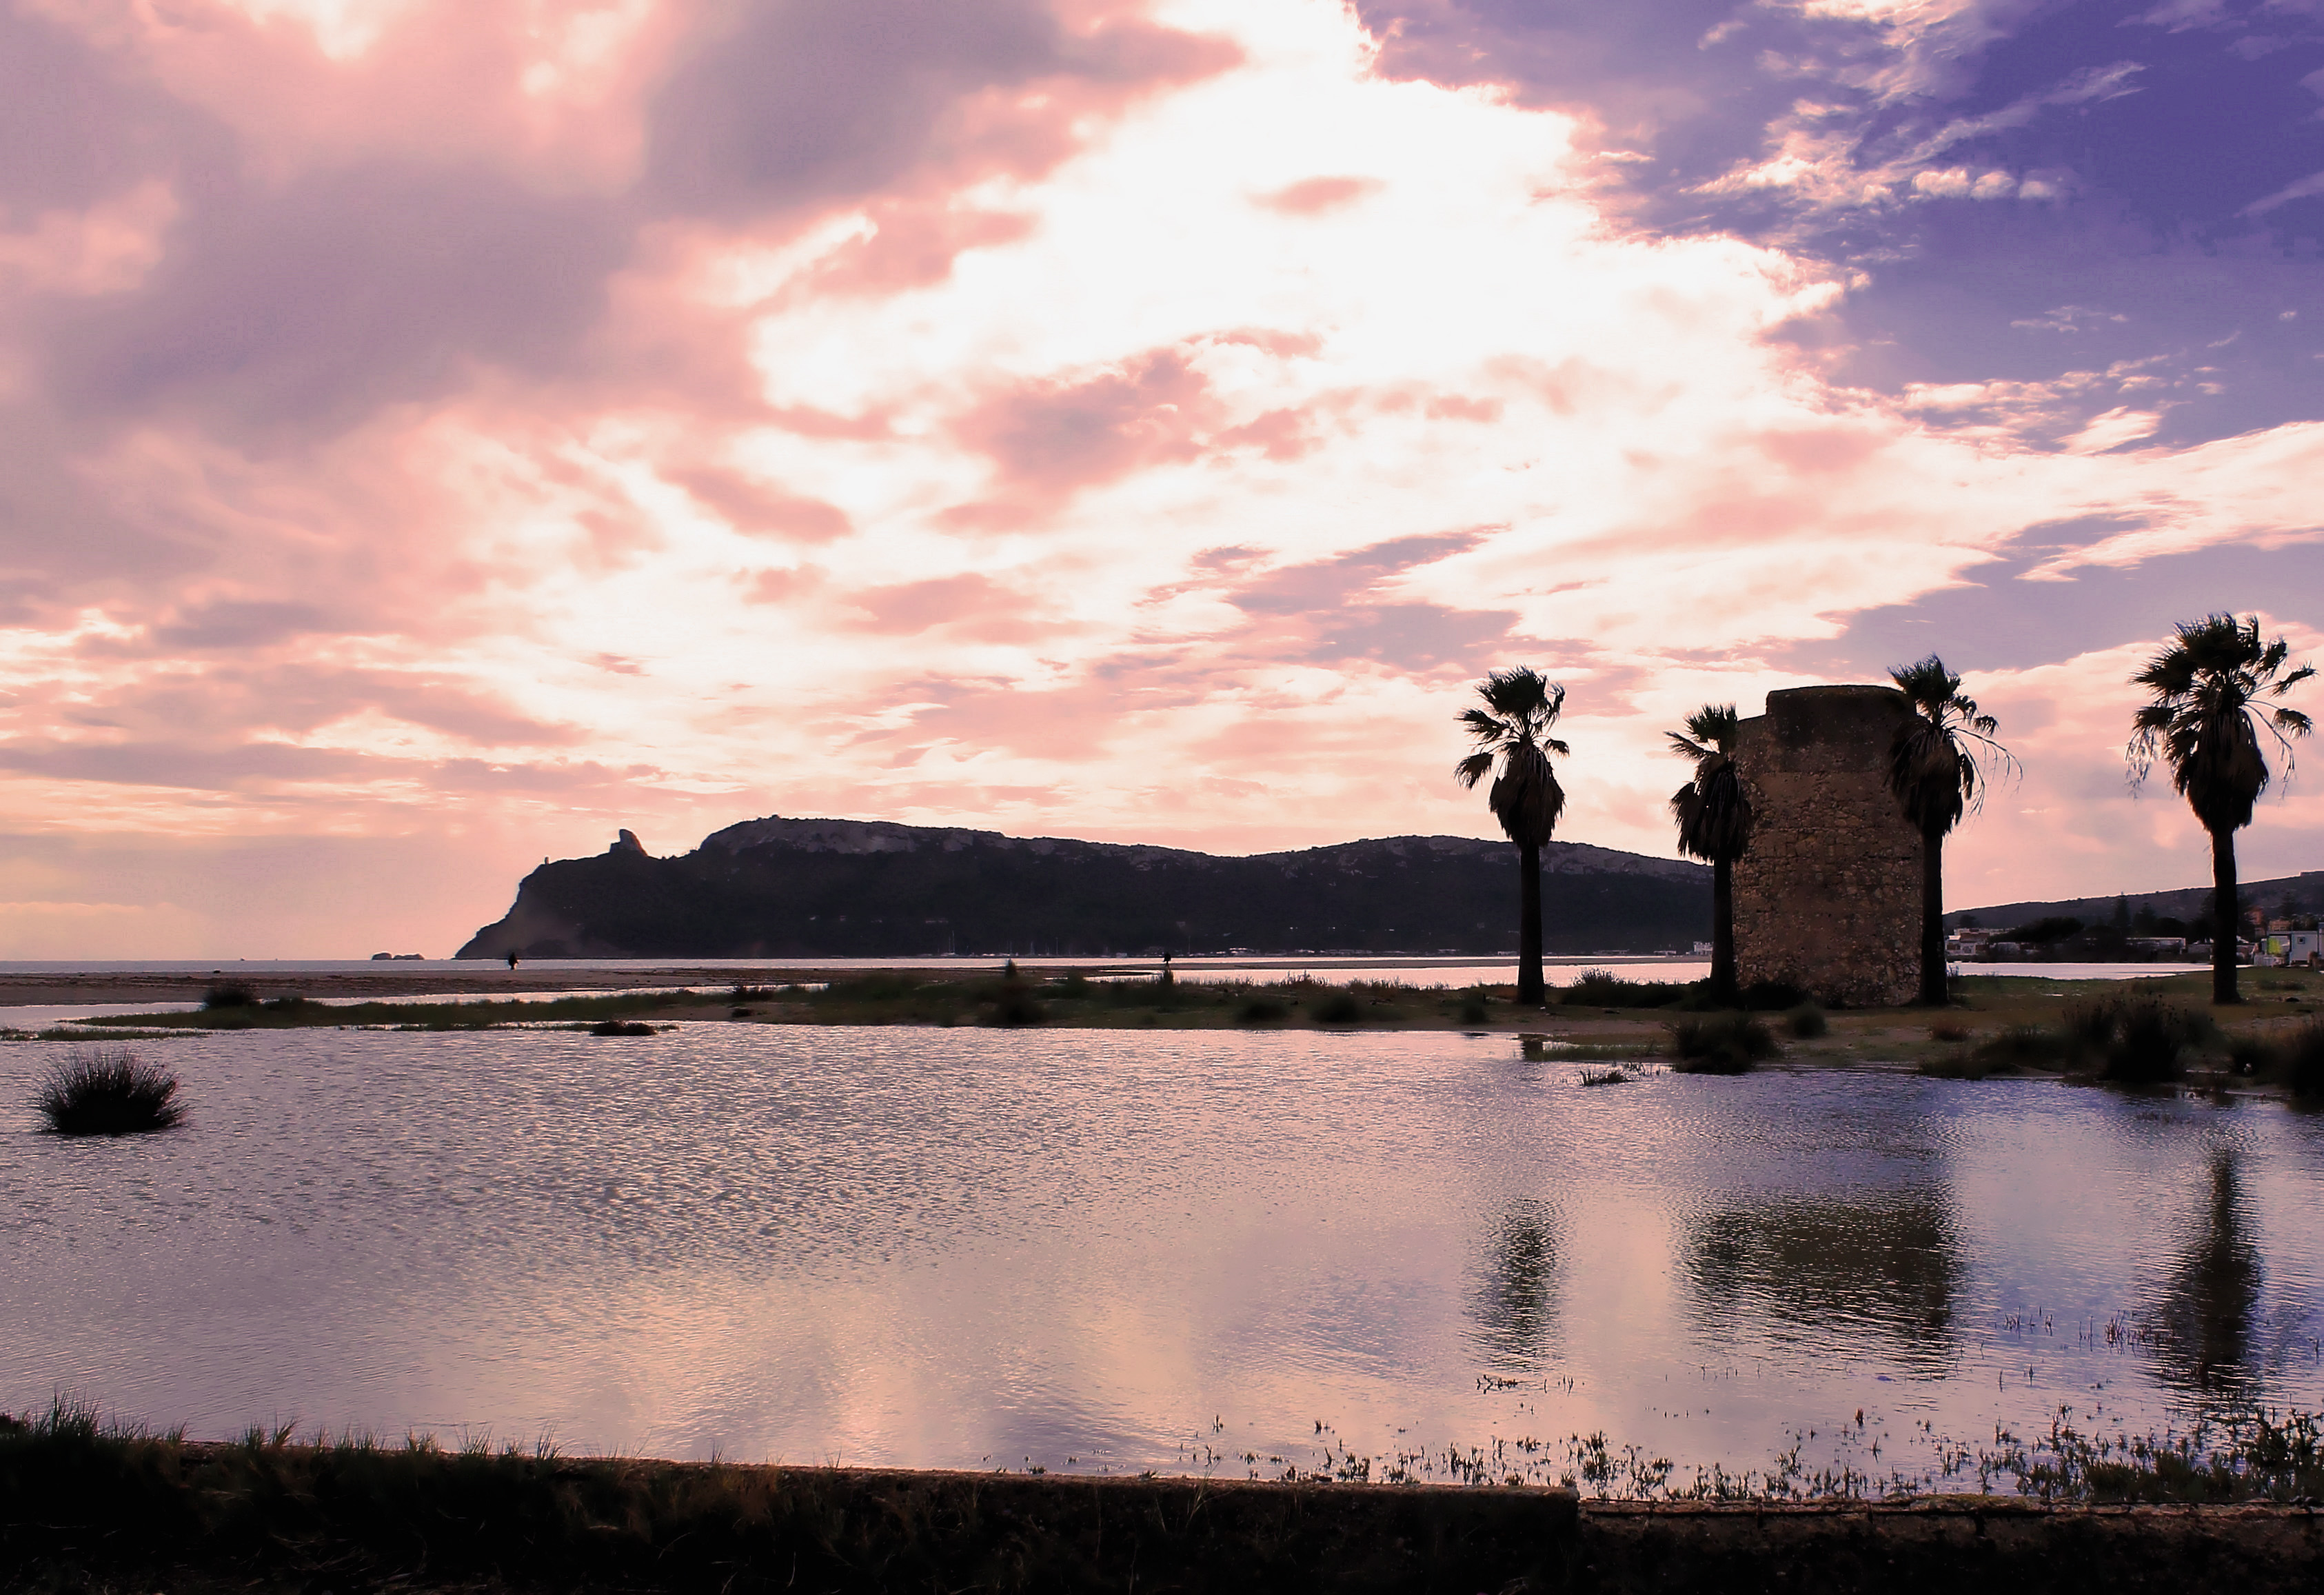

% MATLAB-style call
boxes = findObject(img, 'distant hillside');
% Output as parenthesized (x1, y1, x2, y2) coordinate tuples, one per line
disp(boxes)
(457, 816, 1712, 959)
(1954, 870, 2324, 933)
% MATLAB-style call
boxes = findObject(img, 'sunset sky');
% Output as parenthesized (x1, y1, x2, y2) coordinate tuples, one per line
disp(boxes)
(0, 0, 2318, 957)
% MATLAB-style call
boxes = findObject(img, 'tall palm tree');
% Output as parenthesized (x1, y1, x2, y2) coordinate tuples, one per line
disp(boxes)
(1668, 705, 1752, 1005)
(1456, 668, 1570, 1005)
(1886, 656, 2012, 1007)
(2128, 614, 2314, 1005)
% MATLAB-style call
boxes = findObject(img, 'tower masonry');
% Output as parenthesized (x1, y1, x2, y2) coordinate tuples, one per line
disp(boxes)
(1732, 685, 1924, 1007)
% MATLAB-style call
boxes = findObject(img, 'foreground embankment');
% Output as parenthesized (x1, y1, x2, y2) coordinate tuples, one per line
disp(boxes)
(6, 1423, 2323, 1595)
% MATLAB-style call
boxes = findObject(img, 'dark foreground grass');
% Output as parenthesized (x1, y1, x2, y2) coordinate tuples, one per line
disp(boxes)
(8, 1405, 2324, 1595)
(0, 1404, 1575, 1595)
(34, 1047, 182, 1136)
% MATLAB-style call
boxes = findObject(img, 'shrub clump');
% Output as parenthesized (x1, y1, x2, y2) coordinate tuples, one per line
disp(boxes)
(1969, 1024, 2068, 1072)
(1313, 990, 1364, 1025)
(35, 1047, 184, 1136)
(1784, 1003, 1827, 1039)
(2274, 1018, 2324, 1099)
(589, 1020, 656, 1036)
(1235, 995, 1289, 1025)
(1457, 992, 1491, 1025)
(201, 981, 256, 1010)
(1668, 1014, 1777, 1074)
(2064, 992, 2207, 1083)
(1560, 970, 1690, 1008)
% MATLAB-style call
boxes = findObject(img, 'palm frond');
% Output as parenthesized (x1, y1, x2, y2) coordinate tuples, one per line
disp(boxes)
(2125, 613, 2313, 830)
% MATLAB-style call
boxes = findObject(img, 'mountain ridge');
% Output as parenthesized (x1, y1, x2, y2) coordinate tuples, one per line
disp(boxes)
(457, 814, 1712, 959)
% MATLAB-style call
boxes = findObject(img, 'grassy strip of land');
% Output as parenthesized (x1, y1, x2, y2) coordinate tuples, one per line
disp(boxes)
(42, 968, 2324, 1085)
(0, 1405, 1573, 1595)
(8, 1406, 2324, 1595)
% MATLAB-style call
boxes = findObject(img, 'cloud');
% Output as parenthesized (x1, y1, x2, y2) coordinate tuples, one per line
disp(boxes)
(1251, 174, 1386, 214)
(0, 0, 2320, 954)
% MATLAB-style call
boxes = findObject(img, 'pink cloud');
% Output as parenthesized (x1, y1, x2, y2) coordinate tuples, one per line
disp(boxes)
(953, 345, 1220, 497)
(1251, 174, 1386, 214)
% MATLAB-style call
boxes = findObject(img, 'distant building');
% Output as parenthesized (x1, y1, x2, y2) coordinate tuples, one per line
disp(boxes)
(1731, 685, 1922, 1007)
(2259, 930, 2322, 968)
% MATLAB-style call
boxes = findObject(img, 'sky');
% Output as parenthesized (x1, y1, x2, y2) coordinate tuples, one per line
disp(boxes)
(0, 0, 2318, 957)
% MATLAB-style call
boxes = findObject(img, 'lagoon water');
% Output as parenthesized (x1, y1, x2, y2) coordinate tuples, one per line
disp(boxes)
(4, 1024, 2320, 1489)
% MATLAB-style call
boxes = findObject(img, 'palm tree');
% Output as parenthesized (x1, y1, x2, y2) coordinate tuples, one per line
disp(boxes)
(1456, 668, 1570, 1005)
(1668, 705, 1752, 1004)
(1886, 656, 2012, 1007)
(2128, 614, 2314, 1005)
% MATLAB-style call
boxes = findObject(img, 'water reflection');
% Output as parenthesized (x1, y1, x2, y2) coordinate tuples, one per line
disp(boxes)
(1681, 1190, 1961, 1370)
(2147, 1149, 2263, 1398)
(1466, 1198, 1559, 1370)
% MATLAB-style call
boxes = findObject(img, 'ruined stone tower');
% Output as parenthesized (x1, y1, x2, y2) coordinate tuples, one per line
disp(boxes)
(1732, 685, 1923, 1007)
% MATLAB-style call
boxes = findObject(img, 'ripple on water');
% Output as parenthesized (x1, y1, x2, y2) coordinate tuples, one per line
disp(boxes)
(1, 1026, 2320, 1482)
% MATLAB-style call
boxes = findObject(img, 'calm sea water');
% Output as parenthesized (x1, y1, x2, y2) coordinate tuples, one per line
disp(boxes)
(4, 1025, 2318, 1489)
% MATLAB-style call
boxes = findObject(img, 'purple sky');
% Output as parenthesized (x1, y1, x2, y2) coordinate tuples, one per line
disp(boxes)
(0, 0, 2316, 956)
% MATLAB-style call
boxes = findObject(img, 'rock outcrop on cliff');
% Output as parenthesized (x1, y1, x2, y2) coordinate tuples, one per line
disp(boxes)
(456, 816, 1712, 960)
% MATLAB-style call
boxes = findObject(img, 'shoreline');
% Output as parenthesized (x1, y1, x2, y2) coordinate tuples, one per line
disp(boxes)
(6, 1426, 2322, 1594)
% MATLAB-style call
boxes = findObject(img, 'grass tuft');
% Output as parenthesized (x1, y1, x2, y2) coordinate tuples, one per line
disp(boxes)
(2063, 992, 2207, 1083)
(34, 1047, 184, 1136)
(1668, 1014, 1777, 1074)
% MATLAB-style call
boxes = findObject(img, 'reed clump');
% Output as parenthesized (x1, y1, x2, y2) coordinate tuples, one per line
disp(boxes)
(34, 1047, 184, 1136)
(1668, 1014, 1777, 1074)
(2063, 992, 2207, 1083)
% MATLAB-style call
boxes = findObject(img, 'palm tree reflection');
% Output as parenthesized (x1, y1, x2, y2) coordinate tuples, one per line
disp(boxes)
(1681, 1190, 1960, 1370)
(2147, 1149, 2263, 1398)
(1468, 1198, 1559, 1369)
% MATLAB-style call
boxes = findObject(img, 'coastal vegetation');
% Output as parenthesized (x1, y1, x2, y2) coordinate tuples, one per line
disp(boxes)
(43, 970, 2324, 1095)
(1454, 665, 1570, 1005)
(34, 1046, 183, 1136)
(1667, 703, 1752, 1004)
(2129, 613, 2314, 1005)
(1886, 656, 2012, 1007)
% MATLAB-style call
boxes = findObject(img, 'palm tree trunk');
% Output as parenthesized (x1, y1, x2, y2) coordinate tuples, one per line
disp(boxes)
(1518, 839, 1544, 1005)
(2213, 826, 2241, 1005)
(1711, 855, 1736, 1004)
(1919, 821, 1947, 1007)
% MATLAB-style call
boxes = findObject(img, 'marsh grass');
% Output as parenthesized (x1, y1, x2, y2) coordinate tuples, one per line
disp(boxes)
(86, 992, 677, 1034)
(1668, 1014, 1777, 1074)
(1559, 970, 1690, 1009)
(34, 1047, 183, 1136)
(2063, 992, 2209, 1083)
(1236, 995, 1290, 1024)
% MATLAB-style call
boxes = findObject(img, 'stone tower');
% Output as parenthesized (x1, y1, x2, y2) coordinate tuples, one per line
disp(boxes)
(1731, 685, 1923, 1007)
